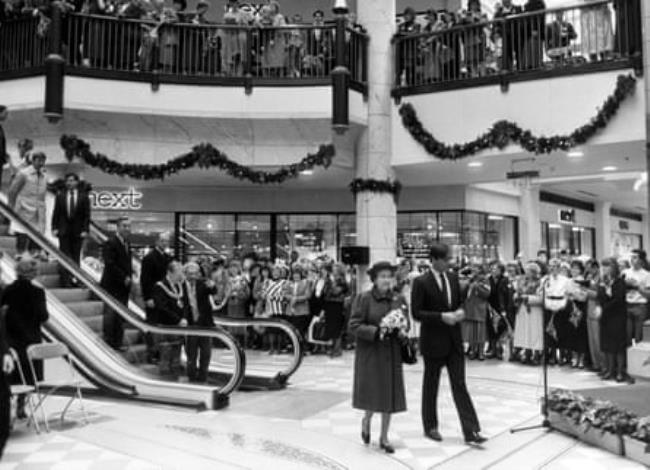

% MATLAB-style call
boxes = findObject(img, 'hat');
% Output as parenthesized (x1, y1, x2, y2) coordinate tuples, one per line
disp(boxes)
(367, 261, 397, 279)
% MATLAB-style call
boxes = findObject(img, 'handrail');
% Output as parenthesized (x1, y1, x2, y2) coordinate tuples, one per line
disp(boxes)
(88, 221, 304, 383)
(0, 198, 246, 397)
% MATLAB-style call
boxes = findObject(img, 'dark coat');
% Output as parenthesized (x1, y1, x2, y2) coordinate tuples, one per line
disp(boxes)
(51, 190, 91, 238)
(411, 270, 463, 359)
(598, 278, 627, 353)
(488, 275, 510, 313)
(349, 289, 407, 413)
(152, 278, 188, 326)
(100, 235, 133, 300)
(1, 279, 48, 347)
(140, 248, 170, 303)
(183, 280, 216, 327)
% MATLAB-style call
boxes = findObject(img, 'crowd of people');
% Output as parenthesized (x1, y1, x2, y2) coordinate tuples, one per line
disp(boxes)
(0, 0, 365, 78)
(395, 0, 641, 85)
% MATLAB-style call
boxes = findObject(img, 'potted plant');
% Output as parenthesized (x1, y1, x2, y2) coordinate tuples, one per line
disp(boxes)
(625, 416, 650, 466)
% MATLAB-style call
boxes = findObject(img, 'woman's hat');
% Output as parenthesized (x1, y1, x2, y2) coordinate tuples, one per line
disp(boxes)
(367, 261, 397, 279)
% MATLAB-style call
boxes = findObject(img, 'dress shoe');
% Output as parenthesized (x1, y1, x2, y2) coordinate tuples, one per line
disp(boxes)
(361, 418, 370, 445)
(465, 432, 487, 445)
(379, 440, 395, 454)
(424, 429, 443, 442)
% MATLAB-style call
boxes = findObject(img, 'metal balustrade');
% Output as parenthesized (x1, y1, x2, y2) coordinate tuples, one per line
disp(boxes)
(0, 12, 368, 90)
(393, 0, 642, 95)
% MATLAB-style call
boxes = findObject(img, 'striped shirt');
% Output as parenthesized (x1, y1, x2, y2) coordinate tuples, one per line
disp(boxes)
(264, 279, 286, 316)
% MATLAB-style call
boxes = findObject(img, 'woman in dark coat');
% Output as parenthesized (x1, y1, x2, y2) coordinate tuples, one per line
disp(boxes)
(349, 261, 408, 454)
(597, 257, 632, 383)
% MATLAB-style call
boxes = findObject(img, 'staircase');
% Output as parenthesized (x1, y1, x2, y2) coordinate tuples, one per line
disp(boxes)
(0, 231, 148, 366)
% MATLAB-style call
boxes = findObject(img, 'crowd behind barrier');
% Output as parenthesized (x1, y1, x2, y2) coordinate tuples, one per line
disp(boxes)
(0, 0, 368, 84)
(394, 0, 642, 88)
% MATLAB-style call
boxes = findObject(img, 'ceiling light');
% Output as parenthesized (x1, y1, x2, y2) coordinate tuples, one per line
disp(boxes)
(567, 150, 583, 158)
(548, 223, 562, 230)
(602, 166, 618, 172)
(634, 172, 647, 192)
(488, 215, 504, 221)
(300, 170, 314, 175)
(467, 162, 483, 168)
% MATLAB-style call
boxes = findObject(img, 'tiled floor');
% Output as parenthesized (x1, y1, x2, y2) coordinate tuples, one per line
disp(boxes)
(1, 353, 645, 470)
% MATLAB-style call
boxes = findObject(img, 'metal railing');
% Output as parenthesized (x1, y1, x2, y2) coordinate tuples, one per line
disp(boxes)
(0, 198, 246, 408)
(0, 16, 47, 75)
(393, 0, 641, 92)
(0, 13, 364, 89)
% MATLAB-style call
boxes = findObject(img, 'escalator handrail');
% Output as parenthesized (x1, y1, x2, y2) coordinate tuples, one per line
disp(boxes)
(92, 221, 304, 382)
(0, 199, 246, 394)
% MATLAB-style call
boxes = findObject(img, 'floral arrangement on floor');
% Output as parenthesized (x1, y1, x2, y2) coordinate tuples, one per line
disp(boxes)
(378, 308, 409, 340)
(548, 389, 647, 448)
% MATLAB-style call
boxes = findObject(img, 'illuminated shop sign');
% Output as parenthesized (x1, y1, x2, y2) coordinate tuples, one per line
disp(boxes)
(89, 188, 143, 210)
(558, 209, 575, 224)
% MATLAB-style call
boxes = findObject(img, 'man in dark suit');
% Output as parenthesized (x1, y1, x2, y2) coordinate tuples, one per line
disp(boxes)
(0, 304, 13, 460)
(183, 262, 217, 383)
(411, 244, 486, 445)
(140, 233, 170, 362)
(51, 173, 90, 287)
(152, 261, 188, 375)
(2, 257, 48, 420)
(100, 217, 133, 349)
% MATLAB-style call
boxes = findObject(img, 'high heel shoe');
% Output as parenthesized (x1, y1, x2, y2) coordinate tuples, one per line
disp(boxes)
(361, 418, 370, 445)
(379, 440, 394, 454)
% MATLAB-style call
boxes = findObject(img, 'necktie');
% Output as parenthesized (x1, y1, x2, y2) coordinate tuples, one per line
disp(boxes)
(440, 273, 450, 309)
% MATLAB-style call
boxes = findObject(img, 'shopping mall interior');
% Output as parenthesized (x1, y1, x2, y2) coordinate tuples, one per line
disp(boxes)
(0, 0, 649, 468)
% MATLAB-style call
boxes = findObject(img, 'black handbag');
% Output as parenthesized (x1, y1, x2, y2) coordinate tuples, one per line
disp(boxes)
(401, 339, 418, 365)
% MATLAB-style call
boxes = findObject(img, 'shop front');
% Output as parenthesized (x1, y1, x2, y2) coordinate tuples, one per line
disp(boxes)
(539, 195, 597, 259)
(610, 212, 644, 258)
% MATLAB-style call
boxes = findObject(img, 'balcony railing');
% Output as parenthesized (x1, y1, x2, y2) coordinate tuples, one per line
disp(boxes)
(393, 0, 642, 96)
(0, 13, 368, 91)
(0, 16, 48, 77)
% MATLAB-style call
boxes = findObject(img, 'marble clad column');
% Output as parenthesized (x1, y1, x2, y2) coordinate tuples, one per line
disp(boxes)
(518, 183, 541, 261)
(355, 0, 397, 271)
(594, 201, 612, 259)
(643, 0, 650, 245)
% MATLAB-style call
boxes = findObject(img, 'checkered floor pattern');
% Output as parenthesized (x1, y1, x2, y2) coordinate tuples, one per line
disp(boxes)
(1, 433, 161, 470)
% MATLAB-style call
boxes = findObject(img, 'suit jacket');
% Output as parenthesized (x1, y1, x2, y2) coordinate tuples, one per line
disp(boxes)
(1, 279, 49, 347)
(51, 189, 91, 238)
(0, 124, 6, 166)
(152, 278, 188, 326)
(140, 248, 170, 303)
(411, 270, 463, 359)
(183, 280, 216, 327)
(100, 235, 133, 298)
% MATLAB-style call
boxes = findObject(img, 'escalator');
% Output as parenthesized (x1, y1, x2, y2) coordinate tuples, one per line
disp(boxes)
(0, 200, 245, 409)
(87, 221, 304, 390)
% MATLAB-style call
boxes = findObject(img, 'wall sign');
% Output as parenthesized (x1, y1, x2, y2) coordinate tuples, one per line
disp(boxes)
(619, 220, 630, 231)
(558, 209, 575, 224)
(89, 188, 143, 210)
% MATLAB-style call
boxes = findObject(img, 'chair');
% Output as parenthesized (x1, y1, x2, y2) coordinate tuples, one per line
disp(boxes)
(8, 348, 40, 434)
(26, 342, 89, 432)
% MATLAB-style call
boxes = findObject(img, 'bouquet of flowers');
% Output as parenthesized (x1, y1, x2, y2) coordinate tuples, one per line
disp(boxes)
(379, 308, 409, 340)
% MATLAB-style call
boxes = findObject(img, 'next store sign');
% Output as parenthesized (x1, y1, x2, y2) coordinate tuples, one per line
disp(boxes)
(89, 188, 143, 210)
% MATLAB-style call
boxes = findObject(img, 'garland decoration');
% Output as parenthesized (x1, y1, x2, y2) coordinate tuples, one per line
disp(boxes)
(349, 178, 402, 202)
(59, 135, 336, 184)
(46, 178, 93, 194)
(399, 74, 637, 159)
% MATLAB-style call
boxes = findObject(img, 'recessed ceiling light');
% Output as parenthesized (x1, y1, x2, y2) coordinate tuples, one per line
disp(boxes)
(602, 166, 618, 172)
(467, 161, 482, 168)
(300, 169, 313, 175)
(567, 150, 583, 158)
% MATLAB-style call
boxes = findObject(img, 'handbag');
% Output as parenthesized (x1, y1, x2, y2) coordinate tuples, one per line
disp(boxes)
(308, 315, 329, 344)
(401, 339, 418, 365)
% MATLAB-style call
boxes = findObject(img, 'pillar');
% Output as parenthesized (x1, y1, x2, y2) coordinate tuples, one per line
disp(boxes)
(642, 0, 650, 244)
(594, 201, 612, 259)
(518, 184, 541, 261)
(355, 0, 397, 273)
